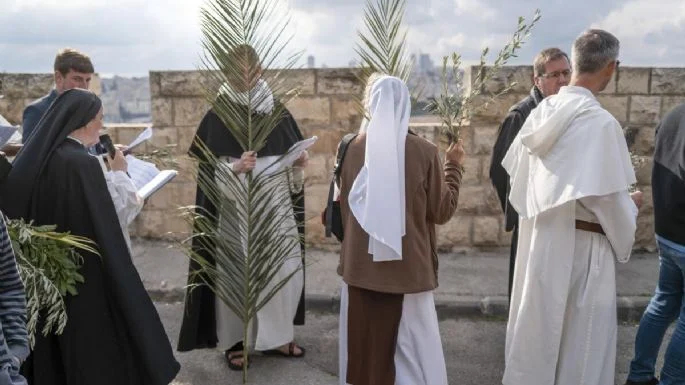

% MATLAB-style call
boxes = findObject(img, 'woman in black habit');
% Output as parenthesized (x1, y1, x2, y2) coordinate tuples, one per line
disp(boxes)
(1, 88, 180, 385)
(177, 53, 307, 370)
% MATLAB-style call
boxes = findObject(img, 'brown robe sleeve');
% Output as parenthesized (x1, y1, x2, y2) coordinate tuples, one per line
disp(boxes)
(426, 150, 463, 225)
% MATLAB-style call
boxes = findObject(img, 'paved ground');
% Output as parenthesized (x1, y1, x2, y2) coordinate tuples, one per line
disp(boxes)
(159, 304, 674, 385)
(133, 239, 662, 321)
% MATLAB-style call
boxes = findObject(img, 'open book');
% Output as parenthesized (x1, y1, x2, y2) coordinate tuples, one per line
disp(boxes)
(126, 155, 178, 199)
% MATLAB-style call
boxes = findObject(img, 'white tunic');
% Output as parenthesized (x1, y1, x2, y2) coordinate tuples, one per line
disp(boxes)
(501, 86, 638, 385)
(214, 155, 304, 351)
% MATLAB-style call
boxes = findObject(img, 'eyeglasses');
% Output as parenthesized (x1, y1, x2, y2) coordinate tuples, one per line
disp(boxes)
(539, 69, 572, 79)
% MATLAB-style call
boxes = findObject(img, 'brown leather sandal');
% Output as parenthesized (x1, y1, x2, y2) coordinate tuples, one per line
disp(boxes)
(261, 342, 306, 358)
(224, 349, 250, 371)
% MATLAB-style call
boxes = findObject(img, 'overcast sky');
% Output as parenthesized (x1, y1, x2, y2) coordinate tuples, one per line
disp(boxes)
(1, 0, 684, 77)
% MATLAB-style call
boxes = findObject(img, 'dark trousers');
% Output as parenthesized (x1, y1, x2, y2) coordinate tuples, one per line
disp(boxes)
(508, 225, 519, 302)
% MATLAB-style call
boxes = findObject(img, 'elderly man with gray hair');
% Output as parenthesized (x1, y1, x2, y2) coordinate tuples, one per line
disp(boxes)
(501, 29, 643, 385)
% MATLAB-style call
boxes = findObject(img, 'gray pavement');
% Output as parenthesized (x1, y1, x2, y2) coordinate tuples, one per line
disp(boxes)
(158, 304, 673, 385)
(132, 238, 661, 321)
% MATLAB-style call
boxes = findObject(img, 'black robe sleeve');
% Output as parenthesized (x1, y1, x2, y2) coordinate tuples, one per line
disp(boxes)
(489, 111, 524, 231)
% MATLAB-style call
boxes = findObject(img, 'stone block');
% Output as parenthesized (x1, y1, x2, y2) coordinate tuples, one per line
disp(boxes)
(458, 124, 475, 151)
(26, 74, 54, 98)
(499, 226, 513, 247)
(456, 185, 485, 215)
(596, 95, 628, 124)
(268, 69, 316, 95)
(89, 74, 102, 96)
(473, 216, 500, 246)
(176, 125, 198, 155)
(149, 72, 162, 97)
(639, 185, 653, 215)
(473, 125, 498, 155)
(411, 124, 440, 144)
(470, 93, 522, 123)
(173, 155, 198, 184)
(0, 98, 25, 125)
(285, 96, 331, 126)
(482, 184, 503, 215)
(151, 97, 173, 127)
(149, 127, 179, 148)
(437, 216, 472, 247)
(630, 96, 661, 125)
(304, 153, 331, 185)
(632, 125, 656, 156)
(1, 75, 28, 98)
(304, 183, 330, 230)
(651, 68, 685, 94)
(635, 214, 655, 250)
(317, 68, 364, 95)
(661, 96, 685, 116)
(173, 97, 208, 127)
(461, 156, 481, 185)
(331, 96, 363, 130)
(145, 181, 175, 210)
(616, 67, 650, 94)
(600, 70, 617, 94)
(117, 126, 145, 146)
(635, 156, 652, 185)
(480, 65, 534, 95)
(306, 127, 346, 155)
(159, 71, 207, 97)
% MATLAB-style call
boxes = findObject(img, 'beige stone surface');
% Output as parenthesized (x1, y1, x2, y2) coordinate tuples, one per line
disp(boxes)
(330, 96, 362, 130)
(635, 214, 655, 251)
(597, 95, 629, 124)
(158, 71, 207, 97)
(661, 96, 685, 116)
(481, 65, 534, 95)
(286, 96, 331, 126)
(472, 125, 498, 155)
(635, 157, 653, 185)
(151, 97, 173, 127)
(460, 156, 481, 185)
(651, 68, 685, 94)
(317, 69, 363, 95)
(473, 216, 500, 246)
(471, 93, 522, 123)
(271, 69, 316, 95)
(0, 98, 25, 125)
(632, 125, 656, 156)
(176, 125, 198, 155)
(617, 68, 650, 94)
(630, 96, 661, 125)
(438, 216, 472, 247)
(305, 154, 331, 185)
(148, 127, 179, 148)
(456, 185, 486, 215)
(173, 97, 208, 127)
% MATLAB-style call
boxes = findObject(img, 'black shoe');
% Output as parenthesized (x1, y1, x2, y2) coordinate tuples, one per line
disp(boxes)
(625, 378, 659, 385)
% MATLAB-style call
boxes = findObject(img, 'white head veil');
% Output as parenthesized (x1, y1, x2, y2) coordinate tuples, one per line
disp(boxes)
(349, 75, 410, 262)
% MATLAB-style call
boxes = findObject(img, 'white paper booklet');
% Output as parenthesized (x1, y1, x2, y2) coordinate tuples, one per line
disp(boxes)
(263, 136, 318, 173)
(126, 155, 178, 199)
(0, 126, 17, 148)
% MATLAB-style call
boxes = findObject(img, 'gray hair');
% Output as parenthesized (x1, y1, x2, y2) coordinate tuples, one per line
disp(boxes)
(572, 29, 620, 74)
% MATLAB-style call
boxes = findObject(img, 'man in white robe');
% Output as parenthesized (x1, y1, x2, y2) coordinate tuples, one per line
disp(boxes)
(502, 29, 643, 385)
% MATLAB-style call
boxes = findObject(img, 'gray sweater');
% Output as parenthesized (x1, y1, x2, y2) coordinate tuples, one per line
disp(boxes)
(0, 215, 28, 385)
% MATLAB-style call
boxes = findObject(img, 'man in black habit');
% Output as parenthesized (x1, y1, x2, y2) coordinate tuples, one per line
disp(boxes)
(488, 47, 571, 300)
(178, 45, 307, 371)
(0, 89, 180, 385)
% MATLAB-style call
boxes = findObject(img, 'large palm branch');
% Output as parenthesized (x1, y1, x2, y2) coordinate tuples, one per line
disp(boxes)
(182, 0, 302, 382)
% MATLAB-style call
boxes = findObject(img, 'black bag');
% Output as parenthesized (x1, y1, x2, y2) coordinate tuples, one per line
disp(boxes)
(322, 133, 358, 242)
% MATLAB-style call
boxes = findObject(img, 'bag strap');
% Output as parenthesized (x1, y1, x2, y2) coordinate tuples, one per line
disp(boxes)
(325, 133, 358, 237)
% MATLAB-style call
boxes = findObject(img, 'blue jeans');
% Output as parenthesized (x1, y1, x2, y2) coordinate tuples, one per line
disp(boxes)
(628, 238, 685, 384)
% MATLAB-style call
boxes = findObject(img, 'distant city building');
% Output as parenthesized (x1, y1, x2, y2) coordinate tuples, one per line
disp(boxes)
(307, 55, 315, 68)
(418, 53, 434, 74)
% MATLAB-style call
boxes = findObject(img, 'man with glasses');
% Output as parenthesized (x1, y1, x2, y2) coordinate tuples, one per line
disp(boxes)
(501, 29, 641, 385)
(489, 47, 571, 301)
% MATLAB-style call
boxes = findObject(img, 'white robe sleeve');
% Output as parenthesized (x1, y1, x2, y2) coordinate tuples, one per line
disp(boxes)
(578, 191, 638, 263)
(105, 170, 144, 228)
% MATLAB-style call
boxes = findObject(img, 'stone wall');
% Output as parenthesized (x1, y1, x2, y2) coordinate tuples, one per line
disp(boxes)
(3, 67, 683, 251)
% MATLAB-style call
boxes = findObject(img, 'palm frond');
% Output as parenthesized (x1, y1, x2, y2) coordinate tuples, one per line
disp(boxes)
(181, 1, 303, 382)
(425, 9, 541, 142)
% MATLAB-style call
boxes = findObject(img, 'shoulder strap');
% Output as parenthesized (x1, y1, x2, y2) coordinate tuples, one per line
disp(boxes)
(325, 133, 358, 238)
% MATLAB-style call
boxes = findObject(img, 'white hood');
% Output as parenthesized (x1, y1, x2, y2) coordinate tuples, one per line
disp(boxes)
(502, 86, 636, 219)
